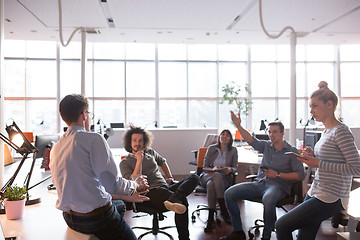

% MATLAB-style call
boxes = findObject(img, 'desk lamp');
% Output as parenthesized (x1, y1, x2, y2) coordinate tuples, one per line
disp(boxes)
(259, 119, 268, 133)
(0, 120, 41, 213)
(303, 116, 315, 147)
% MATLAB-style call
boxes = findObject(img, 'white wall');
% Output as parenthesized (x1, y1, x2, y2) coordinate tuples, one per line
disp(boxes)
(107, 128, 218, 175)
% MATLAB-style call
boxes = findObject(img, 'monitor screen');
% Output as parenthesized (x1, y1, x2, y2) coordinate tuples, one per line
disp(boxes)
(34, 135, 60, 158)
(305, 130, 322, 149)
(255, 133, 270, 140)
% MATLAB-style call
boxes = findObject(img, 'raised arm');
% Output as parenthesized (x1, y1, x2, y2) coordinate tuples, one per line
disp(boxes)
(230, 111, 253, 144)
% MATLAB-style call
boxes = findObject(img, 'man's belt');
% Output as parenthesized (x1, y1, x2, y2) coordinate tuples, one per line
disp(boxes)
(66, 201, 112, 217)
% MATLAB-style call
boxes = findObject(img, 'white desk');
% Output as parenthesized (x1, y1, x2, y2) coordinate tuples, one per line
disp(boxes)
(236, 146, 262, 166)
(0, 148, 128, 240)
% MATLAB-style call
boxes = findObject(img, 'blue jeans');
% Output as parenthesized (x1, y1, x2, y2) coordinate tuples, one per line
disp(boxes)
(275, 195, 344, 240)
(112, 199, 126, 217)
(225, 180, 286, 239)
(63, 203, 137, 240)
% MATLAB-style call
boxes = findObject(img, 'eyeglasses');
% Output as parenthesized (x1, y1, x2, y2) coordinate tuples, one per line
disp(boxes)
(85, 111, 94, 120)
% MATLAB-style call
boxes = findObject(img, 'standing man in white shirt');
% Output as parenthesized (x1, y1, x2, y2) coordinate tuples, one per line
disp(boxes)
(50, 94, 149, 240)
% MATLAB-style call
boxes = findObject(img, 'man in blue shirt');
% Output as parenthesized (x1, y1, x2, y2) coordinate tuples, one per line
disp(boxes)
(50, 94, 149, 240)
(219, 111, 305, 240)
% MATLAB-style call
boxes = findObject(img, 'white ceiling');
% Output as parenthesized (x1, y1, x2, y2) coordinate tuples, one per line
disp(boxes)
(4, 0, 360, 44)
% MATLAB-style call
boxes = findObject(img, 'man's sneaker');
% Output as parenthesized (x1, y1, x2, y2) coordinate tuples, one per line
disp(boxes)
(164, 200, 186, 214)
(219, 230, 246, 240)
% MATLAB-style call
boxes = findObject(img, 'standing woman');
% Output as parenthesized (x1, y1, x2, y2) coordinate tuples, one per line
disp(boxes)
(200, 129, 238, 232)
(276, 81, 360, 240)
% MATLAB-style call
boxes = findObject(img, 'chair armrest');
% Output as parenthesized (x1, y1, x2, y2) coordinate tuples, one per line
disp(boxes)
(189, 160, 197, 166)
(191, 149, 198, 160)
(246, 174, 257, 181)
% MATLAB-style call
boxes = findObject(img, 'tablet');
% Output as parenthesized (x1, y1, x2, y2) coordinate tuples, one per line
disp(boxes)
(285, 152, 304, 158)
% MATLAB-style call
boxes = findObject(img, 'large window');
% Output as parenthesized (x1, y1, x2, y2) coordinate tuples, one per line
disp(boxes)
(3, 40, 360, 136)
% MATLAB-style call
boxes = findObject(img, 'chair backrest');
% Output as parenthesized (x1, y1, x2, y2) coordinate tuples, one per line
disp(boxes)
(290, 180, 304, 204)
(196, 147, 208, 175)
(277, 180, 304, 207)
(202, 134, 218, 148)
(23, 132, 34, 142)
(234, 130, 244, 142)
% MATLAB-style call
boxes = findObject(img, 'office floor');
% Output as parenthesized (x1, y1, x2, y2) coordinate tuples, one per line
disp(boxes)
(126, 192, 341, 240)
(0, 158, 343, 240)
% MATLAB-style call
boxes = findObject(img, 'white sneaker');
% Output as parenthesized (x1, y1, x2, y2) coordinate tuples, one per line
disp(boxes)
(164, 200, 186, 214)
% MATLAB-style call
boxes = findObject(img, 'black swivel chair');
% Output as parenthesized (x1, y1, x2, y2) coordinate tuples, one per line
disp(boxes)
(130, 203, 176, 240)
(246, 178, 304, 240)
(191, 147, 238, 224)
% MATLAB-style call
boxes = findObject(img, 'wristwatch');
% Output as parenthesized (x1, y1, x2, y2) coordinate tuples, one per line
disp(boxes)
(276, 172, 281, 179)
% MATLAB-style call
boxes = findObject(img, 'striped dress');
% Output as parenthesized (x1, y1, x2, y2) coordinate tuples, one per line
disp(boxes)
(308, 123, 360, 209)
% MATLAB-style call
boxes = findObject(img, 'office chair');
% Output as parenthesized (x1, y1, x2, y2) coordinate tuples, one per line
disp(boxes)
(246, 178, 304, 240)
(191, 147, 237, 224)
(130, 203, 176, 240)
(189, 134, 218, 166)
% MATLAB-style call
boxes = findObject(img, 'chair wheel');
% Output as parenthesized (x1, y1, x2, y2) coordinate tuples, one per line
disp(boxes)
(191, 215, 196, 222)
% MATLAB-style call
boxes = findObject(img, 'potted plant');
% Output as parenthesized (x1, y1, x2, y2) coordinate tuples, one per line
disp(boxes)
(220, 81, 252, 142)
(2, 184, 28, 220)
(220, 81, 252, 116)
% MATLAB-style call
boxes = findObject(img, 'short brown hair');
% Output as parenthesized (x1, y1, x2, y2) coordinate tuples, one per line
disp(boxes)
(123, 125, 153, 153)
(59, 94, 89, 125)
(268, 121, 284, 133)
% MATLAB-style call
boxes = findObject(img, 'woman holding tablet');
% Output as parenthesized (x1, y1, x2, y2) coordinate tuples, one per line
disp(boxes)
(276, 81, 360, 240)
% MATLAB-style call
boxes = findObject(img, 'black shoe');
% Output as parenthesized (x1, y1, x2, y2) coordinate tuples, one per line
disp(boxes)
(204, 220, 215, 232)
(219, 231, 246, 240)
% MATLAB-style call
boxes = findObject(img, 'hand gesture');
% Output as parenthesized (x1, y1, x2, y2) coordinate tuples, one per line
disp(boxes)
(134, 149, 144, 161)
(166, 177, 175, 185)
(128, 191, 150, 203)
(303, 147, 315, 157)
(296, 155, 320, 168)
(220, 166, 232, 175)
(263, 168, 277, 178)
(135, 175, 149, 193)
(114, 191, 150, 203)
(230, 111, 241, 128)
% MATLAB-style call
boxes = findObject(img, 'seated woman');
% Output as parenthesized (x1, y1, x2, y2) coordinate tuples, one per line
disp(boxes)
(199, 129, 238, 232)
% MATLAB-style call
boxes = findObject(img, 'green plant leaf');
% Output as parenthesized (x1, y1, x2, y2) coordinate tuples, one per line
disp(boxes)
(220, 81, 252, 116)
(2, 184, 28, 201)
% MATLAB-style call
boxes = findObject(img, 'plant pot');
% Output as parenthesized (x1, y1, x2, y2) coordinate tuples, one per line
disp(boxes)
(4, 198, 26, 220)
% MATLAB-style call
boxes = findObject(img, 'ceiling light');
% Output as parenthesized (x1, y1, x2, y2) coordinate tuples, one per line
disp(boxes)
(99, 0, 115, 28)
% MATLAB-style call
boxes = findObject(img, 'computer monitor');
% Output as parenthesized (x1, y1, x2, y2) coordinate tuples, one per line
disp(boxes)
(254, 133, 270, 140)
(34, 135, 60, 158)
(304, 130, 322, 149)
(110, 123, 124, 128)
